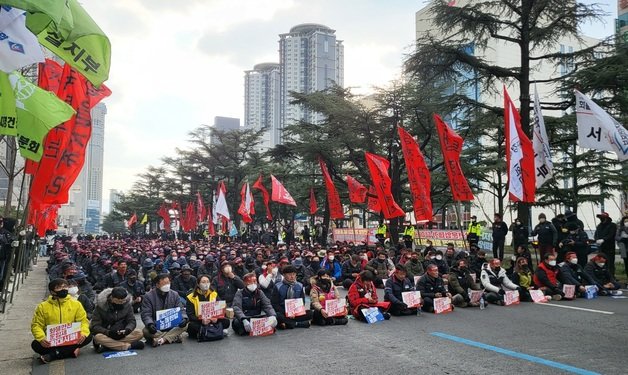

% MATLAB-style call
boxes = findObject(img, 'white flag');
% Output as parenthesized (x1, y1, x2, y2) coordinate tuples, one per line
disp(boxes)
(505, 95, 524, 200)
(244, 182, 252, 215)
(575, 90, 628, 161)
(215, 189, 230, 220)
(0, 6, 45, 73)
(532, 84, 553, 187)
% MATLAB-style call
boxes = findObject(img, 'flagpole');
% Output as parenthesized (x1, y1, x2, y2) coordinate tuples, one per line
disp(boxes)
(454, 202, 468, 251)
(350, 204, 357, 243)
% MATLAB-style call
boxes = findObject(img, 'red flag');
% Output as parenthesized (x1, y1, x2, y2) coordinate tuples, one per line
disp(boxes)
(318, 158, 344, 219)
(270, 175, 296, 206)
(238, 182, 254, 223)
(433, 114, 474, 201)
(309, 188, 318, 215)
(252, 175, 272, 221)
(196, 192, 206, 222)
(364, 152, 404, 219)
(367, 185, 381, 213)
(208, 205, 216, 236)
(397, 126, 432, 222)
(127, 213, 138, 228)
(158, 203, 171, 232)
(504, 87, 536, 202)
(346, 174, 367, 203)
(186, 202, 197, 231)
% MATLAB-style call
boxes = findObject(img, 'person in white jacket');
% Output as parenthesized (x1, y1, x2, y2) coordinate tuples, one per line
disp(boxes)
(258, 261, 283, 299)
(480, 259, 519, 306)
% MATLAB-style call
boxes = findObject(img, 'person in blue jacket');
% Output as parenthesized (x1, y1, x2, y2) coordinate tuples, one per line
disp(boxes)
(271, 265, 313, 329)
(320, 250, 342, 283)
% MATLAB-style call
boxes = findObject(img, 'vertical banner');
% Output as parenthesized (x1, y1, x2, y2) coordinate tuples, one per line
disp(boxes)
(364, 152, 404, 219)
(318, 158, 345, 219)
(252, 175, 272, 221)
(433, 114, 474, 201)
(504, 87, 535, 202)
(397, 126, 432, 221)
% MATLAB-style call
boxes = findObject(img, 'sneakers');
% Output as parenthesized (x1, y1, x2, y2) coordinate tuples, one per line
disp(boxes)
(382, 312, 392, 320)
(545, 295, 552, 301)
(552, 294, 562, 301)
(333, 317, 348, 325)
(452, 294, 465, 306)
(39, 354, 54, 364)
(223, 329, 230, 337)
(152, 338, 165, 347)
(129, 341, 145, 350)
(93, 343, 105, 354)
(610, 290, 623, 296)
(295, 321, 311, 328)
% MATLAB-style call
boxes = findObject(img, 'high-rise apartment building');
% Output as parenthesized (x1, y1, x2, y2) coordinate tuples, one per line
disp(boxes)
(244, 63, 281, 150)
(279, 24, 344, 138)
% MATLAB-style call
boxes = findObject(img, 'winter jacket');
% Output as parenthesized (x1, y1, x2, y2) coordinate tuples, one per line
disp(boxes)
(533, 262, 560, 290)
(347, 276, 389, 316)
(480, 264, 517, 293)
(429, 258, 450, 276)
(615, 224, 628, 258)
(271, 281, 306, 314)
(365, 258, 393, 278)
(492, 222, 508, 241)
(172, 275, 197, 298)
(140, 289, 187, 327)
(405, 259, 424, 279)
(258, 272, 283, 299)
(584, 261, 615, 288)
(185, 288, 218, 322)
(416, 274, 447, 299)
(90, 288, 136, 335)
(511, 269, 533, 290)
(104, 271, 126, 288)
(341, 260, 363, 281)
(310, 283, 342, 312)
(558, 262, 594, 287)
(232, 288, 276, 319)
(31, 296, 90, 342)
(384, 276, 414, 305)
(532, 222, 558, 245)
(594, 220, 617, 253)
(212, 274, 245, 306)
(448, 266, 479, 297)
(320, 259, 342, 280)
(120, 279, 145, 299)
(510, 224, 529, 248)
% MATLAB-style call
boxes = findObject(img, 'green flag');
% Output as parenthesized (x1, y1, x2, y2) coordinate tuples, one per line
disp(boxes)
(0, 73, 17, 136)
(18, 0, 110, 86)
(6, 72, 75, 161)
(1, 0, 73, 36)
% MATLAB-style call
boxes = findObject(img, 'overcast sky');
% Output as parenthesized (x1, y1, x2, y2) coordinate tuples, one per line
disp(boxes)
(80, 0, 618, 212)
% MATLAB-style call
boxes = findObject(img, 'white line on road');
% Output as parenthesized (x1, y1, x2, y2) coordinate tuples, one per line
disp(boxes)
(536, 303, 614, 315)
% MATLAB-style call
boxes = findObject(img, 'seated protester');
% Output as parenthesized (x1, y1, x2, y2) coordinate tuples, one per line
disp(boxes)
(67, 279, 94, 319)
(341, 254, 363, 290)
(422, 240, 435, 257)
(533, 253, 564, 300)
(310, 270, 349, 326)
(347, 270, 391, 321)
(185, 275, 230, 341)
(233, 257, 247, 279)
(448, 259, 481, 307)
(293, 258, 314, 292)
(119, 269, 145, 313)
(405, 251, 424, 280)
(271, 265, 313, 329)
(30, 279, 92, 364)
(212, 261, 245, 307)
(384, 264, 418, 316)
(429, 250, 450, 278)
(480, 259, 518, 306)
(72, 272, 96, 306)
(469, 250, 487, 277)
(141, 273, 189, 347)
(172, 265, 197, 299)
(90, 287, 144, 353)
(104, 261, 127, 288)
(444, 244, 457, 268)
(511, 257, 534, 302)
(320, 250, 342, 283)
(584, 253, 622, 295)
(559, 252, 595, 298)
(513, 245, 534, 271)
(258, 261, 283, 299)
(416, 264, 451, 313)
(232, 273, 277, 336)
(365, 252, 394, 288)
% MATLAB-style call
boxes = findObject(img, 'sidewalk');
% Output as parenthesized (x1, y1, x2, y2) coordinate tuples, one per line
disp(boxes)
(0, 257, 48, 375)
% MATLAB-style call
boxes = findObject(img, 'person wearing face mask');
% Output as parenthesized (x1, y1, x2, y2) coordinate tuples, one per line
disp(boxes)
(559, 222, 589, 266)
(584, 253, 622, 295)
(104, 261, 127, 288)
(466, 215, 482, 246)
(120, 269, 145, 313)
(533, 253, 564, 300)
(212, 261, 245, 306)
(232, 273, 277, 335)
(594, 212, 618, 276)
(366, 252, 394, 288)
(448, 259, 481, 307)
(163, 251, 179, 272)
(168, 262, 182, 280)
(141, 274, 189, 346)
(480, 259, 519, 306)
(405, 251, 424, 279)
(492, 213, 509, 261)
(310, 269, 348, 325)
(429, 250, 450, 278)
(511, 257, 534, 302)
(532, 213, 557, 260)
(90, 287, 144, 353)
(384, 264, 418, 316)
(271, 265, 313, 329)
(341, 254, 364, 289)
(259, 261, 283, 299)
(416, 264, 451, 313)
(67, 279, 94, 319)
(347, 270, 391, 321)
(30, 279, 92, 364)
(321, 250, 342, 282)
(185, 275, 230, 340)
(558, 252, 595, 298)
(510, 218, 529, 253)
(172, 265, 197, 299)
(615, 215, 628, 278)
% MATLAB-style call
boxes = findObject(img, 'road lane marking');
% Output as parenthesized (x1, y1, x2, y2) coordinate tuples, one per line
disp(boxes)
(431, 332, 601, 375)
(535, 303, 614, 315)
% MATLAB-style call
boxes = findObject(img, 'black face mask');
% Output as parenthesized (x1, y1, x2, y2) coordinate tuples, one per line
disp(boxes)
(310, 263, 320, 271)
(411, 259, 419, 263)
(128, 277, 137, 284)
(319, 279, 331, 293)
(111, 303, 125, 310)
(378, 258, 386, 263)
(493, 267, 501, 273)
(55, 289, 68, 299)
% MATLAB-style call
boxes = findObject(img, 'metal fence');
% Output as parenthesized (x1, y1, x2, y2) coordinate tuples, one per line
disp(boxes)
(0, 238, 37, 314)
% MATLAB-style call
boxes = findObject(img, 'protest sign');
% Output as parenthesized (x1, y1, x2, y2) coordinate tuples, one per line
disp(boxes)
(563, 284, 576, 300)
(156, 307, 182, 330)
(285, 298, 306, 318)
(504, 290, 520, 306)
(250, 317, 274, 336)
(361, 307, 385, 323)
(46, 322, 81, 347)
(199, 300, 227, 320)
(103, 350, 138, 359)
(325, 299, 346, 317)
(530, 290, 548, 303)
(468, 290, 483, 304)
(584, 285, 598, 299)
(402, 291, 421, 308)
(434, 297, 453, 314)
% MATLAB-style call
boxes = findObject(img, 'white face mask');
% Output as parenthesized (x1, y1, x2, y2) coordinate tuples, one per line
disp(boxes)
(68, 286, 79, 296)
(539, 218, 546, 223)
(569, 258, 578, 264)
(159, 284, 171, 293)
(199, 283, 210, 291)
(261, 265, 267, 270)
(596, 262, 605, 268)
(271, 268, 278, 275)
(246, 284, 257, 292)
(361, 255, 368, 260)
(435, 255, 443, 261)
(172, 257, 178, 261)
(328, 256, 335, 261)
(548, 260, 557, 266)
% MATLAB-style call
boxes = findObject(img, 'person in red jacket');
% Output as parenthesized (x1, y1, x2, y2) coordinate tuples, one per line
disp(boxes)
(347, 270, 390, 322)
(533, 253, 564, 300)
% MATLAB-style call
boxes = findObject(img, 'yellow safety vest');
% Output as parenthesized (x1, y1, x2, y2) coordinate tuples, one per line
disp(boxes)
(376, 225, 387, 236)
(403, 226, 415, 237)
(467, 223, 482, 237)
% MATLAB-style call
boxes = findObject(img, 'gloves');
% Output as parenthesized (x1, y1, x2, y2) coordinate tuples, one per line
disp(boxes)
(267, 316, 278, 328)
(146, 324, 157, 334)
(498, 289, 505, 295)
(124, 328, 132, 336)
(178, 318, 189, 328)
(243, 320, 252, 333)
(596, 239, 604, 245)
(108, 330, 123, 340)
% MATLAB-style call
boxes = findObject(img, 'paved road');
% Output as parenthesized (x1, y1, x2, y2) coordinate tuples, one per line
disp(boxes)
(31, 288, 628, 375)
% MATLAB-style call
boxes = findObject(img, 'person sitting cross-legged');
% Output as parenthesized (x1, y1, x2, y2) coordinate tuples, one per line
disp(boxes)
(185, 275, 230, 341)
(232, 273, 277, 336)
(90, 287, 145, 353)
(271, 265, 313, 329)
(416, 264, 451, 313)
(384, 264, 418, 316)
(141, 273, 189, 347)
(310, 269, 349, 326)
(480, 258, 519, 306)
(347, 270, 391, 321)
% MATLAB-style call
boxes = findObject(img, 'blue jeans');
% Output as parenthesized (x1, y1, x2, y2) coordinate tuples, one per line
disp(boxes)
(39, 244, 47, 257)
